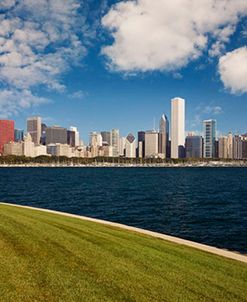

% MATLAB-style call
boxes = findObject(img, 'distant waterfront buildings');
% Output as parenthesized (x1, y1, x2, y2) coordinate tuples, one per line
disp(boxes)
(171, 97, 185, 159)
(1, 98, 247, 160)
(0, 120, 14, 154)
(203, 119, 216, 158)
(27, 116, 41, 144)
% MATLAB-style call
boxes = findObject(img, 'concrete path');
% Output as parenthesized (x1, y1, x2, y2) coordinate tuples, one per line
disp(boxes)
(1, 202, 247, 264)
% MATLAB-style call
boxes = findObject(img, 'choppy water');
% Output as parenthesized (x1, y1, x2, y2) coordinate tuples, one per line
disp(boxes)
(0, 167, 246, 253)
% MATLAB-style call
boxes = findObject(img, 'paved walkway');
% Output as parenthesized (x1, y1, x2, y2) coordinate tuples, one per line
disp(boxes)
(1, 202, 247, 264)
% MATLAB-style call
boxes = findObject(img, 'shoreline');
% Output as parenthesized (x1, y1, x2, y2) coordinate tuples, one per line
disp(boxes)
(0, 162, 247, 168)
(1, 202, 247, 264)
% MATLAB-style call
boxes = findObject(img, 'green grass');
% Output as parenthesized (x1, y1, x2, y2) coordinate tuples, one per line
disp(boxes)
(0, 204, 246, 302)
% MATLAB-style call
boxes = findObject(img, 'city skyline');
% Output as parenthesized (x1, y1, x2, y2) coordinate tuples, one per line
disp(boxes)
(0, 1, 247, 139)
(1, 95, 247, 160)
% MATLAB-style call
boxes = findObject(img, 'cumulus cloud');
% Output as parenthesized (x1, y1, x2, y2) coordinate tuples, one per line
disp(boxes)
(0, 0, 88, 115)
(0, 89, 49, 118)
(219, 46, 247, 94)
(102, 0, 247, 72)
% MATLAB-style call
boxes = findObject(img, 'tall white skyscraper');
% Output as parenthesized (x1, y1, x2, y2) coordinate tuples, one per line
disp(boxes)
(171, 97, 185, 159)
(27, 116, 41, 144)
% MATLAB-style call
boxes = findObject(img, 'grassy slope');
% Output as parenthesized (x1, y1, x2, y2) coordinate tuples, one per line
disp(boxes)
(0, 204, 246, 302)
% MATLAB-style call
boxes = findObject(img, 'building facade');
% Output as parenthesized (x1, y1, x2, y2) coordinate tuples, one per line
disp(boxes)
(14, 129, 24, 142)
(145, 130, 158, 158)
(101, 131, 111, 145)
(203, 119, 216, 158)
(0, 120, 14, 154)
(46, 126, 67, 145)
(125, 133, 136, 158)
(137, 131, 145, 158)
(158, 114, 169, 158)
(111, 129, 120, 157)
(27, 116, 41, 144)
(171, 97, 185, 159)
(185, 135, 203, 158)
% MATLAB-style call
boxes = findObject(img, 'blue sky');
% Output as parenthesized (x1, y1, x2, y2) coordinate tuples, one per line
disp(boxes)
(1, 0, 247, 143)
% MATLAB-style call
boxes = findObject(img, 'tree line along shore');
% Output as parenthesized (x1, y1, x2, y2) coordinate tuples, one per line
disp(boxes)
(0, 155, 247, 166)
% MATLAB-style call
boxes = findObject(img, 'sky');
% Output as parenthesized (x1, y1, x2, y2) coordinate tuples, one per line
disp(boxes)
(0, 0, 247, 143)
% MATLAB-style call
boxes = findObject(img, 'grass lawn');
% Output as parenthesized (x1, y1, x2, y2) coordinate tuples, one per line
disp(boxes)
(0, 204, 246, 302)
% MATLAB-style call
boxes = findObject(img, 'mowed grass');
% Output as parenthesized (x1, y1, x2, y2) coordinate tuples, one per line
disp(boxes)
(0, 204, 246, 302)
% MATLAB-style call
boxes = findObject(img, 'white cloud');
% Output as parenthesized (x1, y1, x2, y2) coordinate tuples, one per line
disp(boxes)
(219, 46, 247, 94)
(0, 0, 88, 116)
(202, 105, 223, 115)
(0, 89, 49, 118)
(69, 90, 87, 99)
(102, 0, 247, 72)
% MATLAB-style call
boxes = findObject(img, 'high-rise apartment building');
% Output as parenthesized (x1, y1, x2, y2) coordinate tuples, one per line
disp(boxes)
(171, 97, 185, 158)
(158, 114, 169, 158)
(218, 136, 228, 158)
(203, 120, 216, 158)
(111, 129, 120, 157)
(46, 126, 67, 145)
(125, 133, 136, 158)
(145, 130, 158, 158)
(0, 120, 14, 154)
(27, 116, 41, 144)
(233, 135, 242, 160)
(185, 135, 203, 158)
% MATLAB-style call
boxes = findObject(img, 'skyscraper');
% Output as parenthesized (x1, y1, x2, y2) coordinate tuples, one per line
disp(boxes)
(46, 126, 67, 145)
(0, 120, 14, 154)
(70, 127, 80, 147)
(203, 119, 216, 158)
(171, 97, 185, 159)
(158, 114, 169, 158)
(27, 116, 41, 144)
(138, 131, 145, 158)
(185, 134, 203, 158)
(145, 130, 158, 158)
(111, 129, 120, 157)
(125, 133, 136, 158)
(14, 129, 24, 142)
(68, 127, 80, 147)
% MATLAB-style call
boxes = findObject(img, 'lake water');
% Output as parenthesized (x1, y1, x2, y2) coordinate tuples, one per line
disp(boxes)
(0, 167, 246, 253)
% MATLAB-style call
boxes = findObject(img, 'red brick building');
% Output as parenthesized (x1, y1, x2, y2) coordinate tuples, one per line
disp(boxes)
(0, 120, 15, 154)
